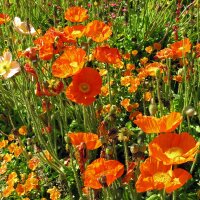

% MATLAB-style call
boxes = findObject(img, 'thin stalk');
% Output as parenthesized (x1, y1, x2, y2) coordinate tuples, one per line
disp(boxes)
(156, 74, 163, 116)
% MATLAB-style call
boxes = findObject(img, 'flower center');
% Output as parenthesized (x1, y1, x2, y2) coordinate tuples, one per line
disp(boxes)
(0, 61, 10, 75)
(79, 83, 90, 93)
(153, 172, 171, 185)
(164, 147, 183, 159)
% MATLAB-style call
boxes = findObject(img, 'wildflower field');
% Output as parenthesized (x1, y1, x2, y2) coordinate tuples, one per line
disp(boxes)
(0, 0, 200, 199)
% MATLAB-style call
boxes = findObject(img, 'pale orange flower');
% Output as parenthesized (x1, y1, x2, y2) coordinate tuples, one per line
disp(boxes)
(149, 132, 199, 165)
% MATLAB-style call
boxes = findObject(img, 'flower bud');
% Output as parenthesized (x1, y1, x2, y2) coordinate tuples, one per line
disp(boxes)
(184, 106, 197, 117)
(130, 143, 139, 154)
(149, 98, 157, 116)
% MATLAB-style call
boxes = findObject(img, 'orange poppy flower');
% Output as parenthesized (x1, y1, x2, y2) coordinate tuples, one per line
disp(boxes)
(2, 185, 14, 197)
(64, 6, 88, 23)
(145, 46, 153, 54)
(47, 186, 61, 200)
(3, 153, 13, 163)
(133, 112, 183, 134)
(85, 20, 112, 42)
(83, 158, 124, 189)
(68, 132, 102, 150)
(16, 183, 26, 196)
(52, 46, 86, 78)
(129, 111, 142, 120)
(144, 62, 166, 77)
(66, 67, 102, 105)
(93, 46, 121, 64)
(34, 27, 75, 60)
(153, 43, 162, 51)
(0, 162, 7, 175)
(28, 157, 40, 171)
(170, 38, 191, 59)
(136, 157, 192, 193)
(0, 140, 8, 149)
(24, 172, 39, 192)
(148, 132, 199, 165)
(64, 25, 85, 39)
(18, 125, 27, 135)
(144, 91, 152, 101)
(7, 171, 18, 186)
(155, 48, 174, 60)
(0, 13, 10, 25)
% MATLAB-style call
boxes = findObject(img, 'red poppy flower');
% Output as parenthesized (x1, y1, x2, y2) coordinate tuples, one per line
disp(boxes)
(85, 20, 112, 42)
(83, 158, 124, 189)
(93, 46, 121, 64)
(133, 112, 183, 134)
(66, 67, 102, 105)
(64, 6, 88, 22)
(136, 157, 192, 193)
(148, 132, 199, 165)
(68, 132, 102, 150)
(0, 14, 10, 25)
(52, 46, 86, 78)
